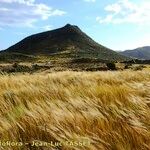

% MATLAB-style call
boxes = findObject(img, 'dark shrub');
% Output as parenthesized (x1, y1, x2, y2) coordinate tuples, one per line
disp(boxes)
(12, 62, 19, 68)
(106, 62, 117, 70)
(1, 63, 31, 73)
(133, 65, 144, 71)
(124, 64, 130, 69)
(32, 64, 41, 70)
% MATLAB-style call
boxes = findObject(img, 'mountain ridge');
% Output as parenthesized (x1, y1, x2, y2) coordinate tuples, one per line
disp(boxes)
(1, 24, 128, 62)
(120, 46, 150, 60)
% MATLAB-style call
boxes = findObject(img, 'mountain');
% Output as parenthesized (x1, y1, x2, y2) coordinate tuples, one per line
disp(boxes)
(1, 24, 127, 63)
(120, 46, 150, 60)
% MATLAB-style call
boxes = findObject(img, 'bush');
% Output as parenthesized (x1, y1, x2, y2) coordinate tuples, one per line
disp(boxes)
(12, 62, 19, 68)
(124, 64, 132, 69)
(106, 62, 117, 70)
(1, 63, 31, 73)
(32, 64, 42, 70)
(133, 65, 144, 71)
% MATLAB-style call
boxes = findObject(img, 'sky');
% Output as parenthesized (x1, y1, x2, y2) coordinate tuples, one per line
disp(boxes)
(0, 0, 150, 51)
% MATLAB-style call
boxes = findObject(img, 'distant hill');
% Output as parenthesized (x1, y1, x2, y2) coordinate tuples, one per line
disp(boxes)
(1, 24, 127, 63)
(120, 46, 150, 60)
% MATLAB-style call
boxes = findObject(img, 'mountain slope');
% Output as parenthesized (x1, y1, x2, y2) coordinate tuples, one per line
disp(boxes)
(2, 24, 127, 62)
(120, 46, 150, 60)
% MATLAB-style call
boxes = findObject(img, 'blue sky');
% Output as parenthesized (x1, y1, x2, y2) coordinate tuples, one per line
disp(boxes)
(0, 0, 150, 51)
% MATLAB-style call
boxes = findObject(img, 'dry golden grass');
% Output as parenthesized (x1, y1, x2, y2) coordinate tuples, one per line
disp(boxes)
(0, 70, 150, 150)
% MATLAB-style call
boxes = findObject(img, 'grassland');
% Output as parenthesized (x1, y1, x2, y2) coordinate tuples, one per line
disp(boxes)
(0, 70, 150, 150)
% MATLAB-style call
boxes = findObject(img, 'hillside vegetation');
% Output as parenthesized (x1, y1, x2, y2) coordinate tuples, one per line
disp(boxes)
(0, 71, 150, 150)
